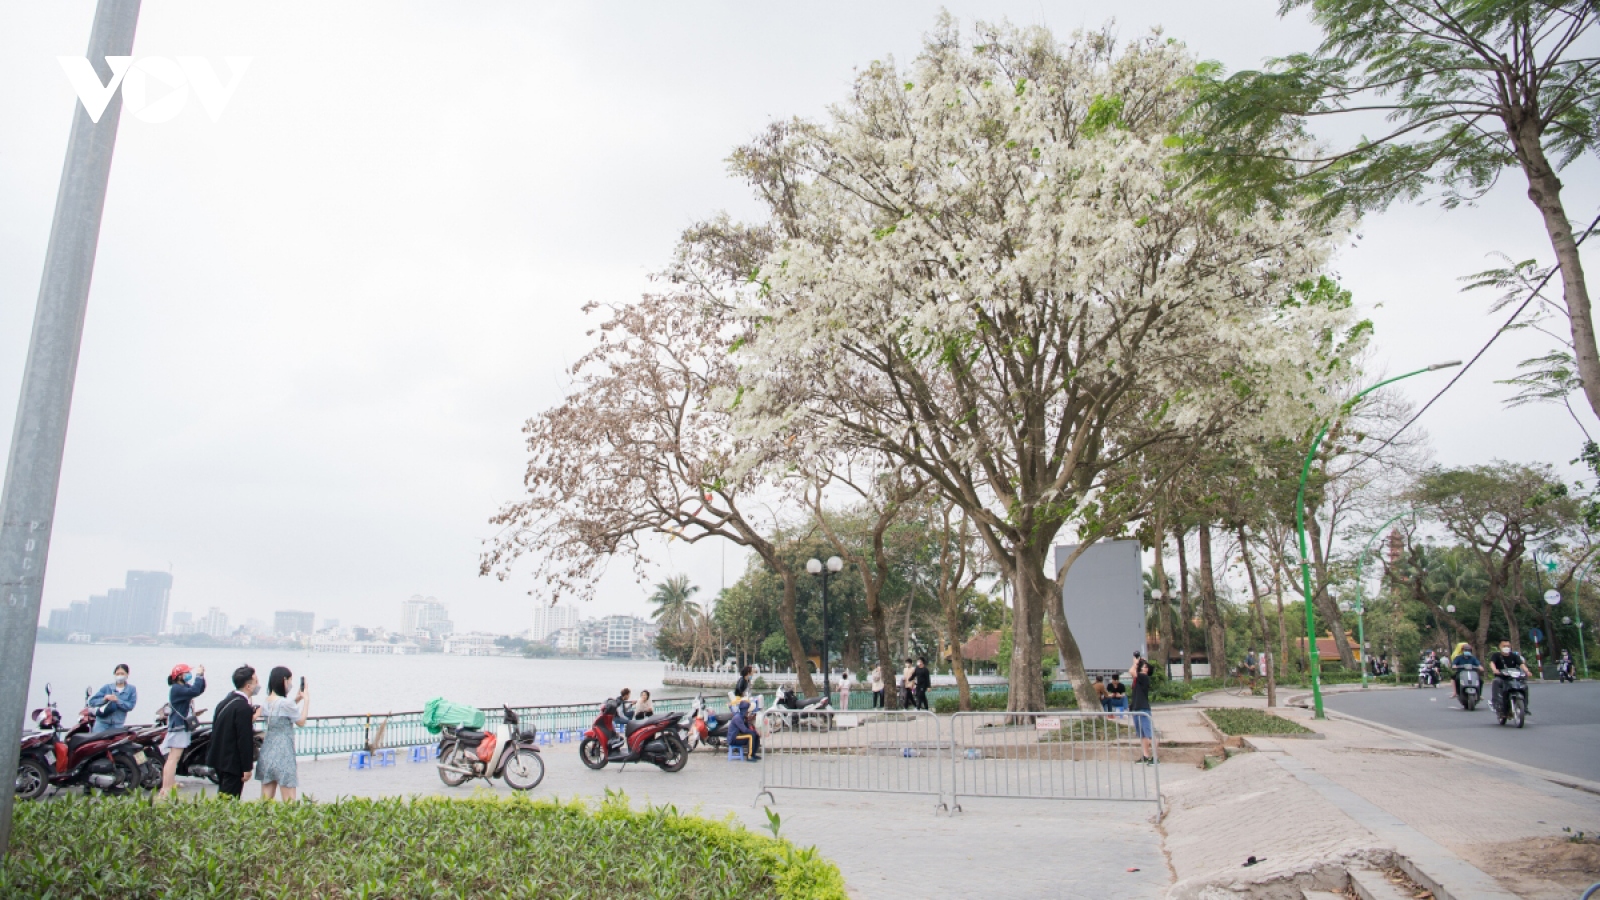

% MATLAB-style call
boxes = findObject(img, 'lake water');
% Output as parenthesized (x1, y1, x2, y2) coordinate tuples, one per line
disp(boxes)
(25, 643, 672, 720)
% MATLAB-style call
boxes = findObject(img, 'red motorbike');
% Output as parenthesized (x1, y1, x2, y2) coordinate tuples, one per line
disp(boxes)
(579, 698, 689, 772)
(15, 684, 143, 800)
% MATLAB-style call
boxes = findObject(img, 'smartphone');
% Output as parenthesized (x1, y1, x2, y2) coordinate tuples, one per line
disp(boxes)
(299, 676, 306, 691)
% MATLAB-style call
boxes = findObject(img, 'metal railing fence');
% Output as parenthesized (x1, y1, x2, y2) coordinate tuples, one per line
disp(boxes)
(294, 696, 700, 758)
(755, 709, 948, 810)
(947, 711, 1160, 812)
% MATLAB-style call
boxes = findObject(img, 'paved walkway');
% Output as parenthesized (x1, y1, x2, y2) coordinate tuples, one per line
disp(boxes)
(163, 737, 1179, 900)
(1166, 688, 1600, 899)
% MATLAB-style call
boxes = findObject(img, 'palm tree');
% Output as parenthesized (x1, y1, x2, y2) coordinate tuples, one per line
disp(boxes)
(649, 575, 701, 635)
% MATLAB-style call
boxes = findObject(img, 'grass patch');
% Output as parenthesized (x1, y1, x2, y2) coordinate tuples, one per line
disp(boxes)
(1042, 716, 1135, 742)
(1205, 708, 1313, 736)
(0, 791, 846, 900)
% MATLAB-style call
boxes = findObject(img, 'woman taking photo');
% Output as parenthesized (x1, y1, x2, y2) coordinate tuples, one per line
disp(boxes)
(160, 664, 205, 798)
(256, 666, 309, 801)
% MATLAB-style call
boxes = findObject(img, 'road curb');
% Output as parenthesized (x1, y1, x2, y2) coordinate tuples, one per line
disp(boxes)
(1319, 706, 1600, 797)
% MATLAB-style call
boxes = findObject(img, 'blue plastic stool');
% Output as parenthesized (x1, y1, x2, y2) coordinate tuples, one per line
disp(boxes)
(409, 746, 428, 763)
(348, 751, 370, 769)
(538, 731, 552, 745)
(558, 730, 571, 743)
(375, 749, 396, 767)
(727, 744, 746, 762)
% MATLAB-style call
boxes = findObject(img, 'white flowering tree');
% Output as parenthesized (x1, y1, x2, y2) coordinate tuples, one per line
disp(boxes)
(702, 19, 1367, 709)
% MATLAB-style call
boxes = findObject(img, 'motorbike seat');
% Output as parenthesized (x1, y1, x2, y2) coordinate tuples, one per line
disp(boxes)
(67, 730, 125, 750)
(624, 713, 674, 734)
(454, 728, 487, 746)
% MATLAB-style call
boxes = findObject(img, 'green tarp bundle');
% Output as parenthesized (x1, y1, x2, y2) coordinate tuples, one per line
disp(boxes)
(421, 697, 486, 734)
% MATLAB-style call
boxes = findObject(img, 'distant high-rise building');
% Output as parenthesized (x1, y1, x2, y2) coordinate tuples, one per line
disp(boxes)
(274, 610, 315, 636)
(401, 595, 453, 638)
(50, 571, 171, 637)
(530, 603, 579, 642)
(198, 607, 230, 638)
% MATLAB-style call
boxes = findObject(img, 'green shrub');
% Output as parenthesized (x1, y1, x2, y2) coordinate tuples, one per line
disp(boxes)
(0, 792, 846, 900)
(1205, 708, 1314, 736)
(933, 687, 1076, 713)
(1148, 676, 1224, 703)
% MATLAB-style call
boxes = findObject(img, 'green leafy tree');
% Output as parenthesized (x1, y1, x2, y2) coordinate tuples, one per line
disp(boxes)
(1188, 0, 1600, 417)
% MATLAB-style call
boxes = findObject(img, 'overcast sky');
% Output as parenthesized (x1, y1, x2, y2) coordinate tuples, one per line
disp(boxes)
(2, 2, 1594, 635)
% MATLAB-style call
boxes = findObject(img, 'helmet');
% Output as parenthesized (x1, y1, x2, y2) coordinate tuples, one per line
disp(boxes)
(169, 664, 192, 683)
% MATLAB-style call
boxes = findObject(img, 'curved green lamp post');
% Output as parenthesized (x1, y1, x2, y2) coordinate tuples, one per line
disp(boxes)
(1298, 362, 1459, 719)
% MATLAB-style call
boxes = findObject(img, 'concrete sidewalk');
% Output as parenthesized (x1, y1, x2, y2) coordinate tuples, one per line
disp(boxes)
(1164, 691, 1600, 899)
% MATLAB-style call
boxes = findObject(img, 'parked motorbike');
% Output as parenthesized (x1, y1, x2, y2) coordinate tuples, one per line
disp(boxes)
(1455, 664, 1482, 711)
(436, 705, 545, 790)
(14, 685, 143, 800)
(1495, 671, 1529, 728)
(579, 699, 689, 771)
(769, 686, 831, 730)
(154, 703, 262, 783)
(684, 694, 729, 751)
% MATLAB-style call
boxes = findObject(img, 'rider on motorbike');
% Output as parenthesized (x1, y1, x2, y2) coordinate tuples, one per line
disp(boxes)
(1450, 643, 1479, 699)
(1488, 641, 1532, 716)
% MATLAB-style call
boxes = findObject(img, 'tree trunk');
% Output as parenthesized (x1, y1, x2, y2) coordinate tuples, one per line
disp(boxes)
(867, 581, 901, 710)
(1176, 526, 1193, 681)
(1238, 525, 1275, 707)
(1272, 555, 1290, 682)
(1513, 124, 1600, 420)
(1152, 529, 1174, 682)
(1007, 544, 1048, 711)
(774, 568, 817, 696)
(1307, 515, 1357, 669)
(1197, 524, 1227, 675)
(943, 589, 971, 711)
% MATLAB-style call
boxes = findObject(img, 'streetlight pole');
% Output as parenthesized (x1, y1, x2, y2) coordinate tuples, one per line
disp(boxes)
(1571, 557, 1594, 678)
(1297, 362, 1459, 719)
(0, 0, 141, 855)
(1353, 509, 1419, 689)
(806, 556, 843, 701)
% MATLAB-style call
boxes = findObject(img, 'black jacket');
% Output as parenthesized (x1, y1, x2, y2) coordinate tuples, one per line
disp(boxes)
(912, 666, 931, 691)
(208, 692, 256, 775)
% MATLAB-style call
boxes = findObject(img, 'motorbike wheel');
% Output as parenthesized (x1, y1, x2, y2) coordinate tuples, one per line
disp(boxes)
(578, 737, 608, 770)
(15, 758, 50, 801)
(502, 749, 545, 791)
(140, 759, 163, 790)
(655, 733, 689, 773)
(1510, 694, 1526, 728)
(1465, 692, 1477, 711)
(438, 746, 471, 787)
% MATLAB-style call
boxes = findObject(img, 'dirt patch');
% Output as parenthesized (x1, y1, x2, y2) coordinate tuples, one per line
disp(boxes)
(1471, 836, 1600, 900)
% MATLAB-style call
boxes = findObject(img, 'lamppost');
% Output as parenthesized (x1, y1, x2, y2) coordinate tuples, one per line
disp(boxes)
(1352, 509, 1419, 689)
(806, 555, 844, 700)
(1298, 361, 1459, 719)
(1571, 556, 1594, 678)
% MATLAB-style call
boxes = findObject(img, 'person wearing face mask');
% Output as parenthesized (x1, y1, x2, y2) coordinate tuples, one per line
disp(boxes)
(1487, 641, 1533, 717)
(208, 665, 261, 798)
(88, 664, 138, 734)
(160, 664, 206, 798)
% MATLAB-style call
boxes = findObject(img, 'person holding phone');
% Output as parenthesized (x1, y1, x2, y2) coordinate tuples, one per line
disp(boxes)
(256, 666, 309, 801)
(1128, 651, 1155, 765)
(160, 663, 206, 798)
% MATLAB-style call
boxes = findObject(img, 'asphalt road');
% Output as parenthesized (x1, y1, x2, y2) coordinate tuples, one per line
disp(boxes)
(1324, 680, 1600, 783)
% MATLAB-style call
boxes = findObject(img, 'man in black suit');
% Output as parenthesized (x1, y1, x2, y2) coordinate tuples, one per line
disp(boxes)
(208, 665, 259, 798)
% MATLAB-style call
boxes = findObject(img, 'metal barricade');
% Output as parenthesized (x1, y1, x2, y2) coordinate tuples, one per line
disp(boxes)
(755, 709, 948, 810)
(947, 710, 1160, 813)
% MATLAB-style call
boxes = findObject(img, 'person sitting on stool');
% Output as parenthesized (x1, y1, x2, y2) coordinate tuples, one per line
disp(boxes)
(729, 700, 761, 761)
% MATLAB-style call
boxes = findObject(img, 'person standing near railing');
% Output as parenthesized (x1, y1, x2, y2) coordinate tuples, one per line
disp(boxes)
(160, 664, 205, 799)
(1129, 652, 1154, 765)
(912, 658, 931, 710)
(869, 666, 884, 708)
(257, 666, 309, 802)
(838, 670, 852, 711)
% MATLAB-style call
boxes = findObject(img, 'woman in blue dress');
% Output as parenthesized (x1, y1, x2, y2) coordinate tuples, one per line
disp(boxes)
(256, 666, 308, 801)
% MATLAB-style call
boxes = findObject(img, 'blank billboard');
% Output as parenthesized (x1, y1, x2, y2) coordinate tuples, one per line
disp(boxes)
(1053, 539, 1145, 673)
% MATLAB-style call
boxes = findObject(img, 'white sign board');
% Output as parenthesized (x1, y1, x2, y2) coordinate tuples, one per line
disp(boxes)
(1035, 716, 1061, 731)
(1544, 590, 1562, 606)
